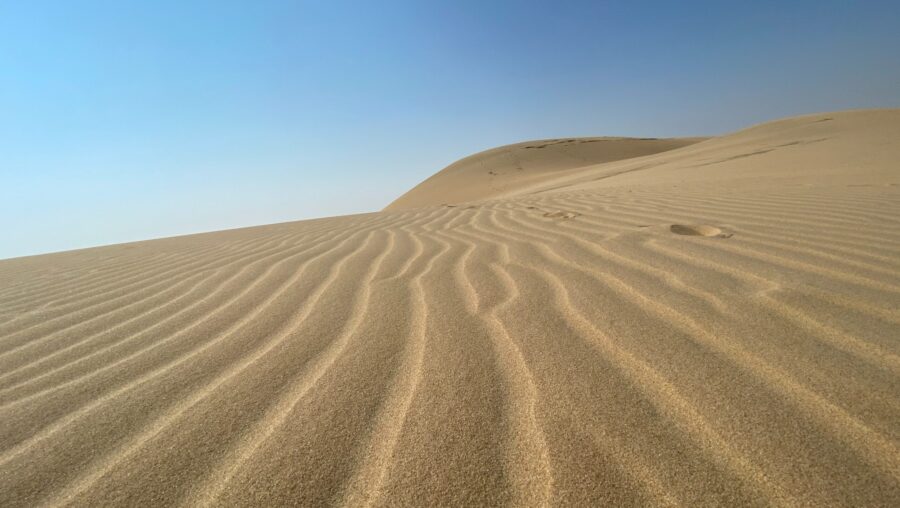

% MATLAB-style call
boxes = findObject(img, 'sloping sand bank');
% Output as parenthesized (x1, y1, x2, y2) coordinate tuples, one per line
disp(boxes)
(385, 136, 706, 210)
(0, 109, 898, 506)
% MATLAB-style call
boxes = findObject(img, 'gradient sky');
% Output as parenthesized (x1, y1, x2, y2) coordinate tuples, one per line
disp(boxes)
(1, 1, 898, 259)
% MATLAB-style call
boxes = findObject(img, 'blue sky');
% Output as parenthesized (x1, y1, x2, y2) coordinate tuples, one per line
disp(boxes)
(1, 1, 898, 259)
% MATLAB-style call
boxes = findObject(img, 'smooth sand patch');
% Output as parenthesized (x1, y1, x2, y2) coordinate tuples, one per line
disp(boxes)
(669, 224, 723, 237)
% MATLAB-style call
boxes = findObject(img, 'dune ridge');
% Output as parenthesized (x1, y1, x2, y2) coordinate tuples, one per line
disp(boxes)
(385, 136, 706, 211)
(0, 109, 899, 506)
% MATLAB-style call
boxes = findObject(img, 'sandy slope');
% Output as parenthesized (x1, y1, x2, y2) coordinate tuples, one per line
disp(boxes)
(385, 136, 706, 210)
(0, 109, 898, 507)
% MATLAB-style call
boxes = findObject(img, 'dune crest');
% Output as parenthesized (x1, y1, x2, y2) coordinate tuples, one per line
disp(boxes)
(1, 109, 899, 506)
(384, 136, 706, 210)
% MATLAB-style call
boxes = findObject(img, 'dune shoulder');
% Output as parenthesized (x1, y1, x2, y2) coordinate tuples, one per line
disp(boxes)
(384, 136, 706, 210)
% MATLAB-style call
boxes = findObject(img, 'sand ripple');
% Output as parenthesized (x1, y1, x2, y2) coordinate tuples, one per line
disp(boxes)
(1, 109, 898, 506)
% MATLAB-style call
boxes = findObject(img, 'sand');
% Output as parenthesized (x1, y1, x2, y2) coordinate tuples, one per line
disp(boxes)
(385, 136, 707, 211)
(0, 109, 898, 506)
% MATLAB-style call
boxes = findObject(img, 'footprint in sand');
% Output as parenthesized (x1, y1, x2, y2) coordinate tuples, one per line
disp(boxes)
(543, 211, 580, 219)
(670, 224, 732, 238)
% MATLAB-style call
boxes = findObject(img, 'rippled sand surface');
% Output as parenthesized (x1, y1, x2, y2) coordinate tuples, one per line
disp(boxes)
(1, 109, 898, 506)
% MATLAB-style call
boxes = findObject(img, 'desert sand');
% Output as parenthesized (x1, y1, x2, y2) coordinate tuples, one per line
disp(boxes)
(0, 109, 898, 506)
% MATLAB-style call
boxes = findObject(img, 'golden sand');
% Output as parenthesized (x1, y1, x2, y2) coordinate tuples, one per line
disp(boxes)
(0, 109, 898, 506)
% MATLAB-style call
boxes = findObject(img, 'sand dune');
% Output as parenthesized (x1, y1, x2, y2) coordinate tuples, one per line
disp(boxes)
(385, 136, 706, 210)
(1, 109, 899, 506)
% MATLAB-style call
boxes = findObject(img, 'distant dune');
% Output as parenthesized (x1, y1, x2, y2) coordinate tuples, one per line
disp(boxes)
(1, 109, 898, 506)
(385, 136, 706, 210)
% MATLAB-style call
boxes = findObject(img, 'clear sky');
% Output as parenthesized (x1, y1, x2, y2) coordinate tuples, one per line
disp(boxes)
(1, 1, 898, 259)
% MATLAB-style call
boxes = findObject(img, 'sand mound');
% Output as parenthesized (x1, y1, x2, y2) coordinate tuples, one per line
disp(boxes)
(384, 136, 706, 210)
(0, 109, 898, 506)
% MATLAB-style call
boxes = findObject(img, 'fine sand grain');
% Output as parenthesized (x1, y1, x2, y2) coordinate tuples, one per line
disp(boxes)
(0, 109, 898, 506)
